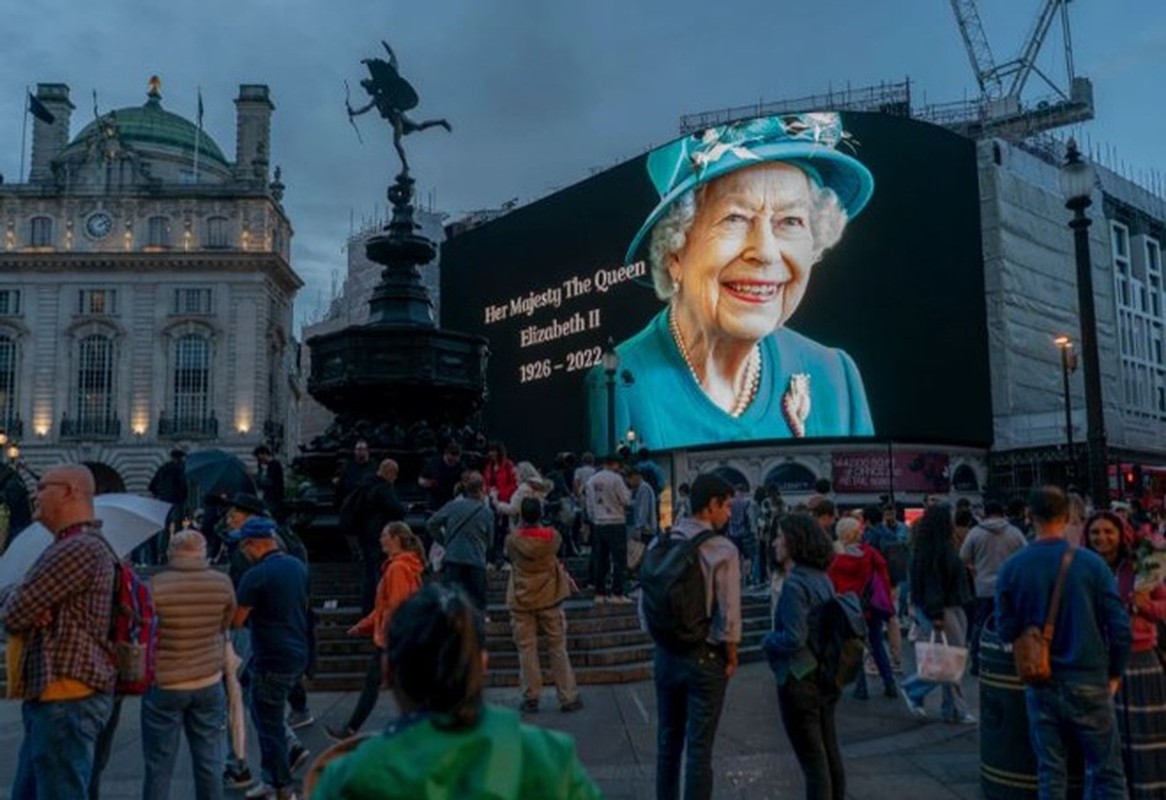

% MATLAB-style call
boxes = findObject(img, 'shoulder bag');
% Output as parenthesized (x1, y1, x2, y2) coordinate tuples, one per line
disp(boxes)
(1013, 547, 1075, 685)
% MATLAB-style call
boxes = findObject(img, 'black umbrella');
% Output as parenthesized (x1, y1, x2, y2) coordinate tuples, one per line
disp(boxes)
(185, 449, 256, 502)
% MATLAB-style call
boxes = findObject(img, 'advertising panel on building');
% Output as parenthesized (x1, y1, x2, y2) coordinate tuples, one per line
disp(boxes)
(442, 111, 990, 463)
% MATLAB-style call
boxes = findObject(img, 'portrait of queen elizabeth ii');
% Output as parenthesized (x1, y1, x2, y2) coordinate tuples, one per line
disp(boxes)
(586, 112, 875, 452)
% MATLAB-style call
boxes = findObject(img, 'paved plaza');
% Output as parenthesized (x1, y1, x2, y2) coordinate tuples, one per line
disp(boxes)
(0, 661, 985, 799)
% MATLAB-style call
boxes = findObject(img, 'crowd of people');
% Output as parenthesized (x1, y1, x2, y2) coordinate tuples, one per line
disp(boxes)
(4, 442, 1166, 800)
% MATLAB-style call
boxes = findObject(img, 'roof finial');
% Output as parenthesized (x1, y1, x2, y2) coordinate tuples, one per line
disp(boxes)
(147, 75, 162, 103)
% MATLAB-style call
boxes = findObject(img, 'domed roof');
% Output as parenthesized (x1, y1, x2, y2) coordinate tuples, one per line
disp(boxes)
(62, 81, 230, 170)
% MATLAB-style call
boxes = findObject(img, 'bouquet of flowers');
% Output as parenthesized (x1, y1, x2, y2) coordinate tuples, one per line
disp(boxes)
(1132, 529, 1166, 592)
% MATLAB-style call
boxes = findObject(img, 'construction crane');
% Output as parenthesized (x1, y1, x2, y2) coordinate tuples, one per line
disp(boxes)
(948, 0, 1093, 139)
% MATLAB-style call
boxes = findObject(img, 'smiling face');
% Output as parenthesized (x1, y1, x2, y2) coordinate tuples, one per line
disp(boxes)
(669, 161, 817, 343)
(1087, 518, 1123, 564)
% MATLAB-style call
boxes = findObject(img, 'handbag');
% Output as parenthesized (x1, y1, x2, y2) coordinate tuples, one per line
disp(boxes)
(1013, 547, 1075, 685)
(915, 630, 969, 684)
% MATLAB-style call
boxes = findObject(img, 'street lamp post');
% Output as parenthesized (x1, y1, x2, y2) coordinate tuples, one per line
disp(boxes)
(601, 338, 619, 455)
(1059, 138, 1109, 506)
(1053, 336, 1078, 472)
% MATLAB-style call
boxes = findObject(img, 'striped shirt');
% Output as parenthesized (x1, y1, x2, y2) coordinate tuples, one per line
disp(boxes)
(0, 522, 116, 699)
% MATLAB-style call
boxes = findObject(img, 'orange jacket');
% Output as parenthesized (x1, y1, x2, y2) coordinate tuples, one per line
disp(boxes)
(353, 550, 425, 649)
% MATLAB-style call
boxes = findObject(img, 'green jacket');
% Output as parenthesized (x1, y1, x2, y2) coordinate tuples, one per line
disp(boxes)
(312, 704, 603, 799)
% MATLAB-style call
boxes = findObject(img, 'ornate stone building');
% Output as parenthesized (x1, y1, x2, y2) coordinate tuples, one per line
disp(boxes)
(0, 78, 302, 491)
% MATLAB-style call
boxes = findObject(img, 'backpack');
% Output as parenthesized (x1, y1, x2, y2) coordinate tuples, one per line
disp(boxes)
(808, 591, 867, 693)
(109, 561, 158, 695)
(640, 530, 716, 651)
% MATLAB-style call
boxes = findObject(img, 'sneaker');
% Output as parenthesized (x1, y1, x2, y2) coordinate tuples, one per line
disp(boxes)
(947, 712, 978, 725)
(287, 709, 315, 730)
(901, 688, 927, 719)
(224, 763, 254, 790)
(244, 782, 273, 799)
(520, 698, 539, 713)
(863, 653, 878, 676)
(560, 698, 584, 713)
(892, 659, 904, 675)
(594, 595, 608, 605)
(289, 743, 311, 773)
(610, 595, 634, 605)
(325, 724, 356, 743)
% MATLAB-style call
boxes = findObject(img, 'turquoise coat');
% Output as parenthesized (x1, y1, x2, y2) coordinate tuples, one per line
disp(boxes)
(586, 309, 874, 452)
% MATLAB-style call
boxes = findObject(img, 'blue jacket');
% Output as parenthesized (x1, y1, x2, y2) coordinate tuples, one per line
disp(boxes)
(586, 309, 873, 452)
(995, 538, 1131, 686)
(762, 564, 834, 685)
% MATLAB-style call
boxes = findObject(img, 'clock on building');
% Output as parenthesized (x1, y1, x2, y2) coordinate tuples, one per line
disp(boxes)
(85, 212, 113, 239)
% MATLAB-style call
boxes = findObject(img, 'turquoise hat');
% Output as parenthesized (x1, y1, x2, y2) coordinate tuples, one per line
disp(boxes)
(625, 112, 875, 264)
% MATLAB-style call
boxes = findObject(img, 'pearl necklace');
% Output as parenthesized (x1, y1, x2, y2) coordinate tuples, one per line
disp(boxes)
(669, 308, 761, 418)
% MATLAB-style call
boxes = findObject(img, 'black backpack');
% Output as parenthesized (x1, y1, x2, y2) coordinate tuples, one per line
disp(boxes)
(640, 529, 716, 652)
(809, 591, 868, 693)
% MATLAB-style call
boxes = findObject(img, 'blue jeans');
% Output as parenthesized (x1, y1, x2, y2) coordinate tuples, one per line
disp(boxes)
(141, 683, 226, 800)
(778, 673, 844, 800)
(249, 670, 302, 791)
(900, 607, 969, 720)
(654, 644, 729, 800)
(12, 692, 114, 800)
(855, 615, 895, 694)
(1026, 681, 1126, 800)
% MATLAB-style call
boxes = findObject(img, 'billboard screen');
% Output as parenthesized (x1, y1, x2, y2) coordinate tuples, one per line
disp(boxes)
(441, 111, 990, 462)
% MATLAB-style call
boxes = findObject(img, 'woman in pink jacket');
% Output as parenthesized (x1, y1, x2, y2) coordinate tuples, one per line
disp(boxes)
(326, 521, 426, 740)
(1084, 509, 1166, 799)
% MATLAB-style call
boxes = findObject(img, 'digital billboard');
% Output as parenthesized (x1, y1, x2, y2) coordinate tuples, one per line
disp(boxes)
(441, 111, 990, 462)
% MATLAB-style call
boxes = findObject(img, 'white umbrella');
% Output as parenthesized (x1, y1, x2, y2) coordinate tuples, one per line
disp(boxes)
(0, 494, 171, 589)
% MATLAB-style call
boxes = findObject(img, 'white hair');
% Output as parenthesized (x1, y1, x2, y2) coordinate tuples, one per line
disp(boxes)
(647, 176, 849, 301)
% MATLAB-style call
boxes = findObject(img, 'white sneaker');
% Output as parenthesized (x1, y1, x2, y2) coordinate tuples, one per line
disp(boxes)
(610, 595, 634, 605)
(594, 595, 608, 605)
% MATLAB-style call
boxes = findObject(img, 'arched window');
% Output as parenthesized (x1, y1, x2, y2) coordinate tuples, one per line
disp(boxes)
(147, 215, 170, 248)
(76, 334, 115, 431)
(173, 334, 210, 427)
(0, 335, 16, 429)
(30, 216, 53, 247)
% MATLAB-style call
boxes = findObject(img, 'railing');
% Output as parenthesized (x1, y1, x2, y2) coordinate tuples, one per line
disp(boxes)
(158, 412, 218, 439)
(60, 415, 121, 439)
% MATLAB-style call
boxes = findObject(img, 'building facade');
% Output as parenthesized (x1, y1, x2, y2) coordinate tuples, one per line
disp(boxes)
(0, 79, 302, 492)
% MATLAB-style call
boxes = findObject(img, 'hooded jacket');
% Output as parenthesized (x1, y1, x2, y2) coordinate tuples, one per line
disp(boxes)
(505, 525, 570, 612)
(352, 550, 425, 649)
(312, 704, 602, 800)
(958, 517, 1027, 598)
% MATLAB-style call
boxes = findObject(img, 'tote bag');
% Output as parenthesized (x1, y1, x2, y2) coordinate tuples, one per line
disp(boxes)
(915, 630, 968, 684)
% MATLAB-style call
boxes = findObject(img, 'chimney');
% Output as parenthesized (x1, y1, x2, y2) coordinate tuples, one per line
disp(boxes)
(234, 84, 274, 184)
(29, 83, 75, 184)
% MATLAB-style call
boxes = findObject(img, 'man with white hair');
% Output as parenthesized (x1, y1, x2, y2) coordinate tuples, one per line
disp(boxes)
(1, 465, 117, 798)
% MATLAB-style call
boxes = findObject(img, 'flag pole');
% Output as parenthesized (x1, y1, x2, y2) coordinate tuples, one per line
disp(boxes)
(19, 87, 29, 183)
(192, 86, 203, 184)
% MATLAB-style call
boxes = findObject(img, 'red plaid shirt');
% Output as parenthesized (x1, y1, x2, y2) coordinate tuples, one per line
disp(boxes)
(0, 522, 116, 699)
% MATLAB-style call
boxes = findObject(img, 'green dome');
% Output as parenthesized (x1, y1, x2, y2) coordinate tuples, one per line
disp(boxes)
(63, 91, 230, 169)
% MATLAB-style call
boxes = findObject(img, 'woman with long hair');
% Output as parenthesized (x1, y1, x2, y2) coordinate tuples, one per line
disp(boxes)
(762, 513, 845, 800)
(325, 522, 426, 741)
(899, 505, 976, 724)
(310, 584, 602, 799)
(827, 517, 897, 700)
(1084, 510, 1166, 799)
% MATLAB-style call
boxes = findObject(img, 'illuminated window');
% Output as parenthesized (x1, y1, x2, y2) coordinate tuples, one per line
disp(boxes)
(173, 334, 210, 424)
(30, 216, 53, 247)
(77, 335, 115, 425)
(147, 216, 170, 247)
(0, 336, 16, 429)
(205, 216, 229, 248)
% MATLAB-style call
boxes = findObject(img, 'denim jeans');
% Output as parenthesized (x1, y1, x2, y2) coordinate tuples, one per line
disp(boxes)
(249, 670, 302, 791)
(778, 674, 844, 800)
(1026, 681, 1126, 800)
(12, 692, 114, 800)
(442, 563, 488, 611)
(967, 597, 994, 672)
(141, 683, 226, 800)
(654, 644, 729, 800)
(854, 615, 895, 694)
(344, 649, 385, 733)
(900, 607, 970, 720)
(593, 523, 628, 598)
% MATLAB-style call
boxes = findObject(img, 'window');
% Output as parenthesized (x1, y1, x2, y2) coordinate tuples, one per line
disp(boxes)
(171, 288, 213, 315)
(0, 290, 20, 316)
(147, 216, 170, 248)
(78, 289, 117, 315)
(205, 217, 229, 248)
(30, 216, 53, 247)
(76, 335, 114, 424)
(173, 334, 210, 424)
(0, 336, 15, 429)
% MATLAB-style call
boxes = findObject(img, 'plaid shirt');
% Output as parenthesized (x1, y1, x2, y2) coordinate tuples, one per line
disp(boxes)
(0, 522, 116, 699)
